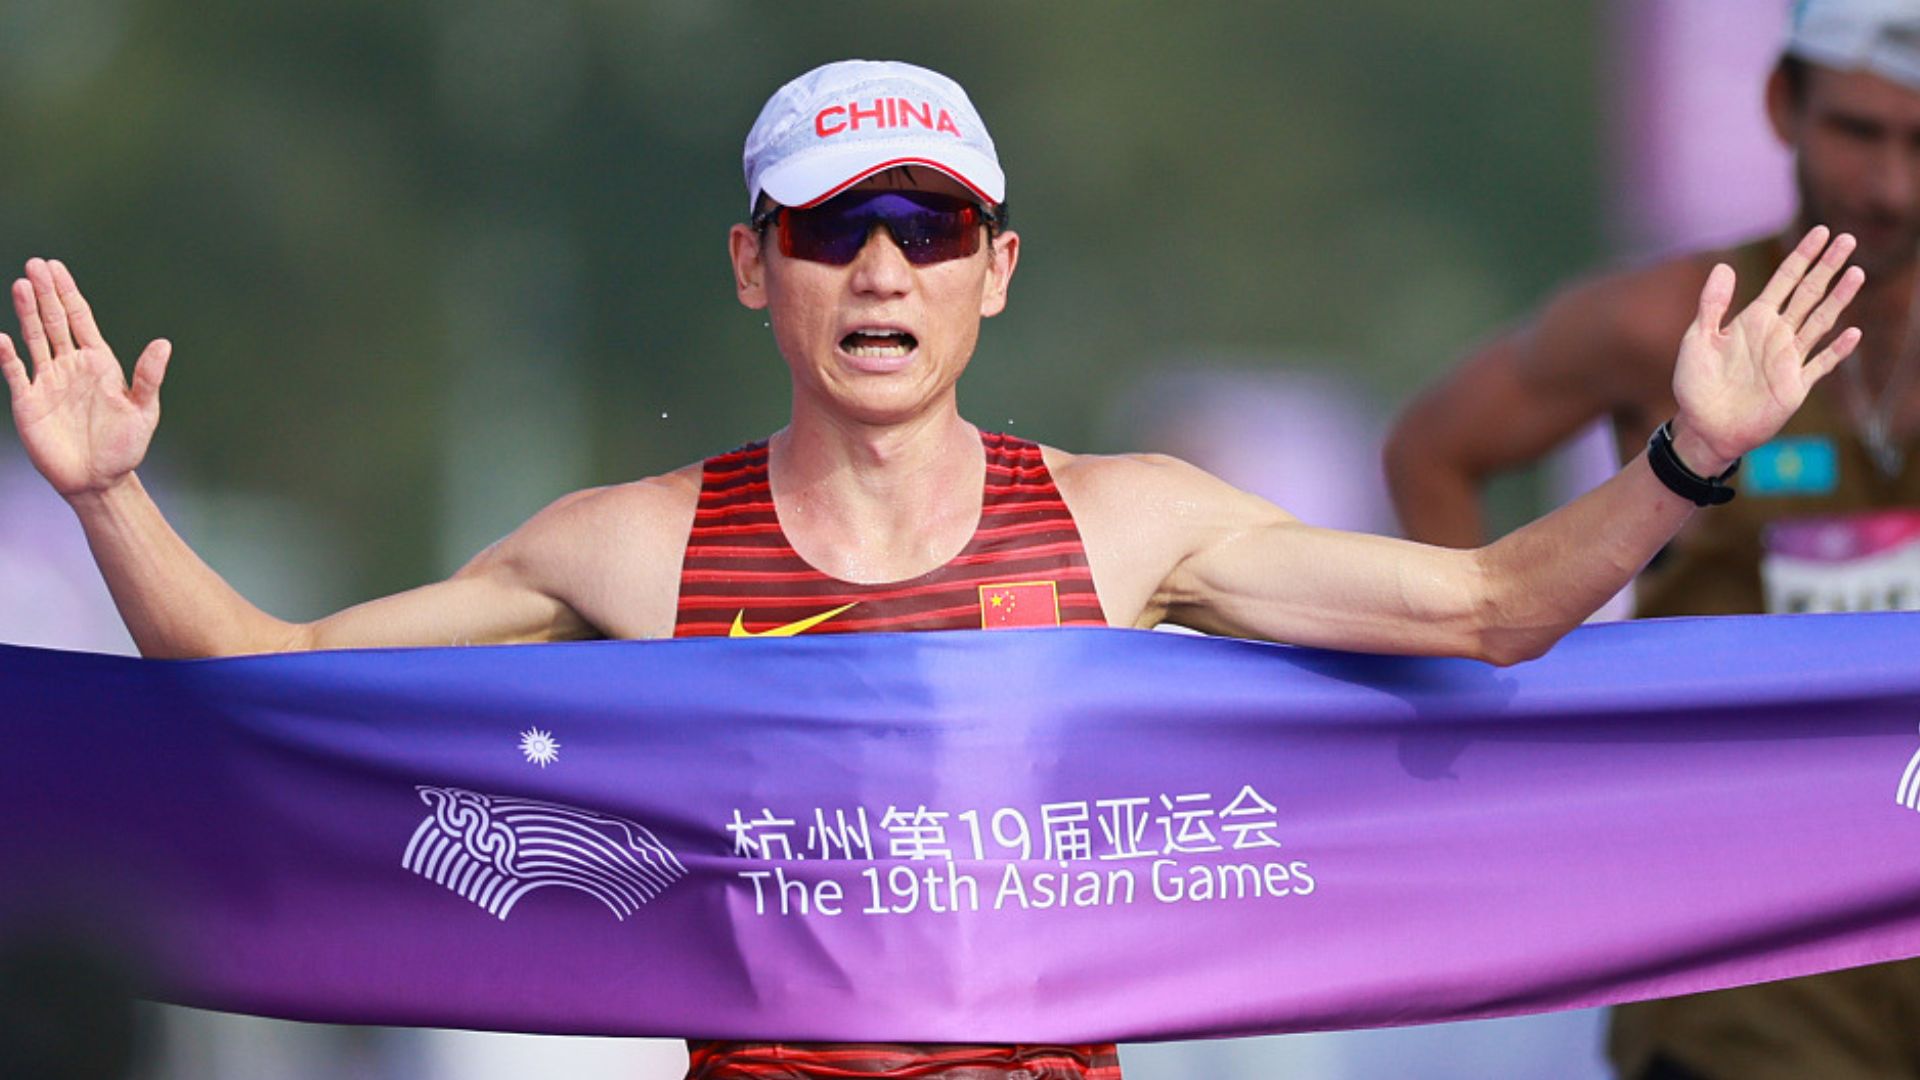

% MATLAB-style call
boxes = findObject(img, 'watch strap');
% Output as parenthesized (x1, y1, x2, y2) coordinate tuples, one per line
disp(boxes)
(1647, 420, 1739, 507)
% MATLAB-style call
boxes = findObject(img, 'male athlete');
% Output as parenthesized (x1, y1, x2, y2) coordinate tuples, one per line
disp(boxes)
(0, 58, 1868, 1080)
(1383, 2, 1920, 1077)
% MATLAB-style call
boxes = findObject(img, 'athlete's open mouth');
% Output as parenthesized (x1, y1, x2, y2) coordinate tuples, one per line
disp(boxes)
(841, 329, 917, 357)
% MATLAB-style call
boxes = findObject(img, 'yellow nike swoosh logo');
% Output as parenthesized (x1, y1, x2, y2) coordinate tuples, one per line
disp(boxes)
(729, 602, 858, 638)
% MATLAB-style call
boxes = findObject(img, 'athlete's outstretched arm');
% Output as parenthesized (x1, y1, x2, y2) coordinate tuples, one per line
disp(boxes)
(1, 258, 600, 657)
(1136, 228, 1862, 662)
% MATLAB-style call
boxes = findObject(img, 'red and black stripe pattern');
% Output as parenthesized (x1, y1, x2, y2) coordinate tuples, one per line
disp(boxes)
(677, 431, 1118, 1077)
(674, 431, 1108, 637)
(684, 1041, 1124, 1079)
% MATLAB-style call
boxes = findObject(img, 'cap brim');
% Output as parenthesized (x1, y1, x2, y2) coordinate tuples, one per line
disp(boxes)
(757, 143, 1005, 209)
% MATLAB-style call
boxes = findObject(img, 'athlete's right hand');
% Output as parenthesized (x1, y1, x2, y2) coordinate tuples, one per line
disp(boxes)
(1, 258, 171, 499)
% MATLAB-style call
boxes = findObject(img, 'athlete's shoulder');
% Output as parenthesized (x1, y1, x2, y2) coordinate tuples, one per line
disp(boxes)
(1043, 445, 1192, 485)
(1041, 445, 1296, 628)
(1044, 446, 1289, 527)
(1562, 238, 1771, 346)
(1551, 248, 1716, 334)
(527, 463, 701, 533)
(1507, 241, 1743, 404)
(461, 461, 705, 640)
(476, 463, 701, 578)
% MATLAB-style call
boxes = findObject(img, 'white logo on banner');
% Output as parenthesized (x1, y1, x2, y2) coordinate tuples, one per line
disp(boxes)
(1898, 734, 1920, 814)
(402, 786, 685, 920)
(518, 727, 560, 767)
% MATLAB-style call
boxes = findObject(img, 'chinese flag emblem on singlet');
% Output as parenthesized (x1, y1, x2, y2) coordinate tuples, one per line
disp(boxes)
(979, 581, 1060, 629)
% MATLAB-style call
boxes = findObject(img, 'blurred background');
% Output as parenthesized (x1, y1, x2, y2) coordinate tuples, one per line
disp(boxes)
(0, 0, 1794, 1076)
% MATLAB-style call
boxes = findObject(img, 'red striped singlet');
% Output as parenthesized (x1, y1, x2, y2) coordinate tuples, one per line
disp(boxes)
(674, 431, 1108, 638)
(675, 430, 1119, 1079)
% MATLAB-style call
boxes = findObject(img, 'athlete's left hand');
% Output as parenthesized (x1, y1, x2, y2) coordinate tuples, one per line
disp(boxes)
(1669, 225, 1863, 474)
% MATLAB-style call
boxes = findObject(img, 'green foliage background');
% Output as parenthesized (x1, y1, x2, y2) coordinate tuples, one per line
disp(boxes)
(0, 0, 1602, 605)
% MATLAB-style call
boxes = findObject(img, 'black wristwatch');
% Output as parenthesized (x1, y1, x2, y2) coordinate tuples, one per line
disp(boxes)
(1647, 420, 1739, 507)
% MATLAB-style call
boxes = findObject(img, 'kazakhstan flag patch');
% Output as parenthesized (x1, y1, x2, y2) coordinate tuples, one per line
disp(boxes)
(1745, 436, 1838, 497)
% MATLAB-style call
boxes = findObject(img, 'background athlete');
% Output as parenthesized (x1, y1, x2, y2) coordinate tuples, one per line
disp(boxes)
(0, 58, 1869, 1080)
(1382, 3, 1920, 1076)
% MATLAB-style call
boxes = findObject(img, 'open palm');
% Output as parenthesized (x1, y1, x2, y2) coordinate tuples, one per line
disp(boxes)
(1672, 227, 1863, 466)
(1, 259, 171, 497)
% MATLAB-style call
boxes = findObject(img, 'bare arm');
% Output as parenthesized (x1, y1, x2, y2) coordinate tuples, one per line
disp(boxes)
(1, 258, 652, 658)
(1383, 260, 1707, 546)
(1148, 447, 1694, 664)
(62, 473, 597, 657)
(1083, 229, 1861, 664)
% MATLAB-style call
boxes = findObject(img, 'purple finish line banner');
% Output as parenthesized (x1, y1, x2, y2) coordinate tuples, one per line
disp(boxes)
(5, 615, 1920, 1042)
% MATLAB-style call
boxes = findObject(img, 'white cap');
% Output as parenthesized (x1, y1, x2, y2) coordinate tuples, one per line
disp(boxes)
(742, 60, 1005, 212)
(1786, 0, 1920, 90)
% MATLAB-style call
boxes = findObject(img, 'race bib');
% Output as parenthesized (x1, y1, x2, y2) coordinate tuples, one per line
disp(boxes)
(1763, 510, 1920, 613)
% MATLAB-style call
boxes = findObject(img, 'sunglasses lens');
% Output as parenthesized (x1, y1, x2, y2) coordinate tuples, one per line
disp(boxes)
(777, 192, 984, 266)
(887, 200, 981, 265)
(780, 208, 868, 265)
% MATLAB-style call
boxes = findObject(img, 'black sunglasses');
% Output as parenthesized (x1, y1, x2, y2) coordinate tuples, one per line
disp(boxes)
(753, 189, 1005, 267)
